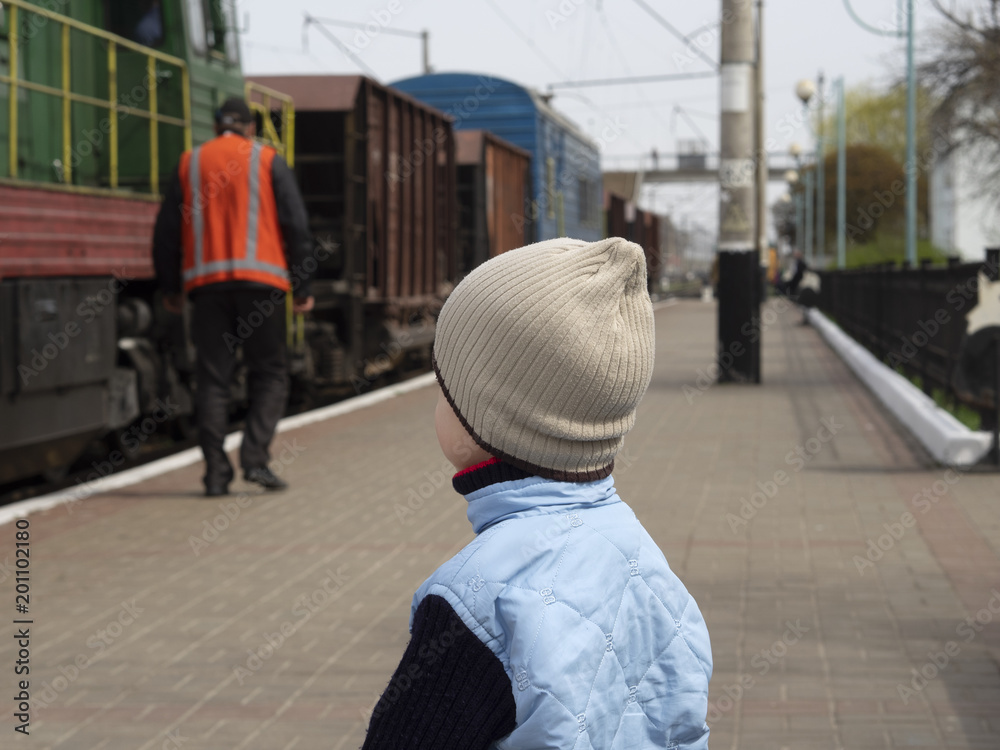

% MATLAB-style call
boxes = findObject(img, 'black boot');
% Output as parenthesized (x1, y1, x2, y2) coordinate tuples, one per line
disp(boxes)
(245, 466, 289, 491)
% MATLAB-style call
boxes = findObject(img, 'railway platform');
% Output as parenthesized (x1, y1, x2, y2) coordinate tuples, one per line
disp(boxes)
(2, 299, 999, 750)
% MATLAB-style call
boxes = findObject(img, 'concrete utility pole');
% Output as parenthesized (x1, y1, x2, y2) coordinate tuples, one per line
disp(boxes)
(755, 0, 767, 257)
(816, 71, 825, 263)
(717, 0, 760, 383)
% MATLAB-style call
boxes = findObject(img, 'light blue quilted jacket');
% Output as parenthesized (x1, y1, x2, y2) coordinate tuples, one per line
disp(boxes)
(411, 475, 713, 749)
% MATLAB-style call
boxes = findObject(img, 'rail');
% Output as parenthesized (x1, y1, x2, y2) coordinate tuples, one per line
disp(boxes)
(244, 80, 296, 168)
(0, 0, 192, 195)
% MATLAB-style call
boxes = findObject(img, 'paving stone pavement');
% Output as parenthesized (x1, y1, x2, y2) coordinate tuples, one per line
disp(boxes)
(1, 299, 998, 750)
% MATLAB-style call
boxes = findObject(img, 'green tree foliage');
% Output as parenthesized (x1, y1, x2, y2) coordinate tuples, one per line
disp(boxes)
(813, 144, 929, 244)
(818, 84, 937, 167)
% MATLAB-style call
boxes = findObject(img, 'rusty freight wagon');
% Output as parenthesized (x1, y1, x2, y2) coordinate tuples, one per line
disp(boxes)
(455, 129, 531, 275)
(605, 192, 664, 294)
(247, 75, 457, 392)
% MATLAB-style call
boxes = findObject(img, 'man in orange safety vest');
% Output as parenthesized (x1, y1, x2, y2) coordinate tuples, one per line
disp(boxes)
(153, 98, 313, 497)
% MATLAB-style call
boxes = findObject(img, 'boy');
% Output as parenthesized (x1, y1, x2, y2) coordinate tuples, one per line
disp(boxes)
(363, 238, 712, 749)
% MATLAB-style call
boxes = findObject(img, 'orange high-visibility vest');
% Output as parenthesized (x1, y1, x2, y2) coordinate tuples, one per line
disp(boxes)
(178, 134, 290, 293)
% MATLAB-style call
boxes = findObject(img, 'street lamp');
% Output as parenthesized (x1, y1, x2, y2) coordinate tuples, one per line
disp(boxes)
(795, 79, 816, 106)
(794, 82, 816, 265)
(794, 75, 826, 267)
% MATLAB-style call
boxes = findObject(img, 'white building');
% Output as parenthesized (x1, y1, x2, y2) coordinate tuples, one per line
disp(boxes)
(931, 144, 1000, 261)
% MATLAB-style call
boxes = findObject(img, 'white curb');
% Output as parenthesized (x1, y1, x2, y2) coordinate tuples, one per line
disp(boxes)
(0, 372, 438, 527)
(807, 309, 993, 467)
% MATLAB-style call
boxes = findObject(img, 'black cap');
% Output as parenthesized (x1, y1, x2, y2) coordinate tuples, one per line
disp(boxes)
(216, 97, 253, 128)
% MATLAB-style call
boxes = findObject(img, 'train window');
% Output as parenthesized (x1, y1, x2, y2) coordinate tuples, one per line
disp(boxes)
(185, 0, 207, 54)
(108, 1, 165, 48)
(186, 0, 238, 62)
(207, 0, 239, 63)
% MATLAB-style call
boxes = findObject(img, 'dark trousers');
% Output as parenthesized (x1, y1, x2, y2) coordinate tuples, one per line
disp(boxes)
(192, 287, 289, 488)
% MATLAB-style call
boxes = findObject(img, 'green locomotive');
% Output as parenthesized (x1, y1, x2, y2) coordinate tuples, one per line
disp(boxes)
(0, 0, 293, 484)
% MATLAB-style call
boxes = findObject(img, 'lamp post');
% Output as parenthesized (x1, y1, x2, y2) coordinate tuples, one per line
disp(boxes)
(789, 143, 803, 254)
(784, 169, 800, 252)
(795, 80, 816, 264)
(841, 0, 917, 266)
(816, 71, 826, 265)
(836, 77, 847, 269)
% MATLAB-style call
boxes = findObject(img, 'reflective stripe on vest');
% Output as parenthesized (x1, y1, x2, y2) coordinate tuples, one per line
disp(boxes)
(183, 141, 289, 285)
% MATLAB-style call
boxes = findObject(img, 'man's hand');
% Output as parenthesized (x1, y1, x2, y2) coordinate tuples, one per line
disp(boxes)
(163, 293, 184, 314)
(293, 296, 315, 314)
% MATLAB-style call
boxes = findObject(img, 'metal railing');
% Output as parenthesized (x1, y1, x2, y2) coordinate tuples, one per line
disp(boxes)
(245, 80, 295, 167)
(0, 0, 192, 195)
(817, 252, 1000, 434)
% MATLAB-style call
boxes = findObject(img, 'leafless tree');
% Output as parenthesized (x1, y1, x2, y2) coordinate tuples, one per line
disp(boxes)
(921, 0, 1000, 209)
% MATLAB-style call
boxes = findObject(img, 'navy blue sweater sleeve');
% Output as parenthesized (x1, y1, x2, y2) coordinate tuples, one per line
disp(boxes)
(270, 154, 313, 297)
(361, 594, 516, 749)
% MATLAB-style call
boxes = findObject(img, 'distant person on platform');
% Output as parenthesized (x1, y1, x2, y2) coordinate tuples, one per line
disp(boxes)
(777, 250, 807, 298)
(153, 98, 313, 497)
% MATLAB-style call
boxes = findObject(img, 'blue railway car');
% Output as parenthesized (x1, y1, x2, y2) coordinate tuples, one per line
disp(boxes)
(392, 73, 603, 244)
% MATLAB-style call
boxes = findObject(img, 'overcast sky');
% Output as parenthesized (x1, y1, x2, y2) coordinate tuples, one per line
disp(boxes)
(240, 0, 958, 234)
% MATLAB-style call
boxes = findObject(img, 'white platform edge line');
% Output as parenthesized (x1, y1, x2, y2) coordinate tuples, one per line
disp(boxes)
(0, 371, 438, 527)
(807, 308, 993, 467)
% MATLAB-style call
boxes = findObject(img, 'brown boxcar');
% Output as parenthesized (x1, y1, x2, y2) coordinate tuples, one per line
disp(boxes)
(455, 130, 531, 274)
(248, 75, 456, 302)
(247, 75, 457, 389)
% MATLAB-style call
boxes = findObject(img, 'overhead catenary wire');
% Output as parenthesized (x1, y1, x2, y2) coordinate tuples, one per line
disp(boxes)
(548, 71, 717, 89)
(481, 0, 649, 154)
(302, 13, 380, 80)
(630, 0, 719, 70)
(595, 3, 673, 144)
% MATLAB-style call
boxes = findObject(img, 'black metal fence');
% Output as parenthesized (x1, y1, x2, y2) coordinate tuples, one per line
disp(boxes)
(817, 250, 1000, 437)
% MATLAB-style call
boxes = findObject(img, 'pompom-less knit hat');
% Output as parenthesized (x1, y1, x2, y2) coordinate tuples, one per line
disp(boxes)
(433, 237, 655, 482)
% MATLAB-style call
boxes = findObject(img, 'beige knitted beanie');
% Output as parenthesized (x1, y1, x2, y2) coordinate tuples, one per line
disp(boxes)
(433, 236, 655, 481)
